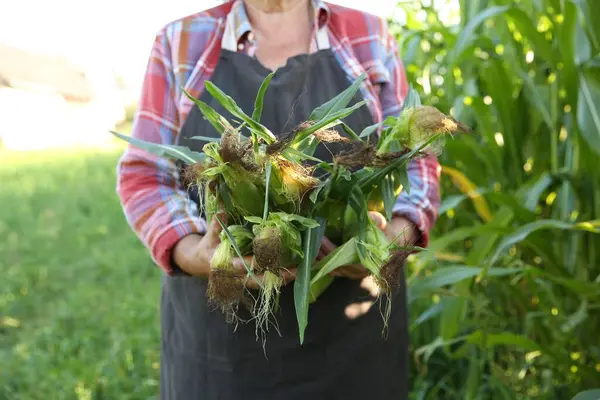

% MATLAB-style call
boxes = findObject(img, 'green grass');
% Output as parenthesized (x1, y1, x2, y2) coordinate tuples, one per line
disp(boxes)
(1, 147, 162, 399)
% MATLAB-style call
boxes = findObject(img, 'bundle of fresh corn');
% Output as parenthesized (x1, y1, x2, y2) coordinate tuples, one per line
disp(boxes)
(111, 72, 470, 343)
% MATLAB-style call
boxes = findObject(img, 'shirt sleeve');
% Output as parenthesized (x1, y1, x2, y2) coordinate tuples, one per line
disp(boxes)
(377, 20, 441, 249)
(116, 30, 207, 274)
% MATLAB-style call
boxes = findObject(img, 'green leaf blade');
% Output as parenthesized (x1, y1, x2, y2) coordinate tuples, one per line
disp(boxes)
(109, 131, 204, 164)
(294, 217, 327, 344)
(310, 73, 367, 121)
(252, 72, 275, 122)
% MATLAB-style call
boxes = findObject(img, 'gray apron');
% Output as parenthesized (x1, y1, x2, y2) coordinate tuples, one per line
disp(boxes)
(160, 11, 409, 400)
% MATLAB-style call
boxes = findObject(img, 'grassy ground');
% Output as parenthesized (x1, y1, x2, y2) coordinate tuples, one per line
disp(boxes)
(1, 146, 162, 399)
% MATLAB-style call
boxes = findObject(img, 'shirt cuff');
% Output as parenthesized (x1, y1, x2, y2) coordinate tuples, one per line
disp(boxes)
(151, 217, 208, 275)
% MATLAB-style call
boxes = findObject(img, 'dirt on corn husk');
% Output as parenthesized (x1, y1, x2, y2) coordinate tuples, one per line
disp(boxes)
(266, 122, 310, 156)
(182, 163, 207, 188)
(219, 132, 260, 172)
(313, 128, 352, 144)
(207, 269, 251, 323)
(252, 226, 285, 273)
(334, 142, 377, 168)
(371, 150, 410, 168)
(378, 248, 412, 295)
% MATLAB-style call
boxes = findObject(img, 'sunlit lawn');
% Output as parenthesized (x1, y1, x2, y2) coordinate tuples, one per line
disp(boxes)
(1, 144, 162, 399)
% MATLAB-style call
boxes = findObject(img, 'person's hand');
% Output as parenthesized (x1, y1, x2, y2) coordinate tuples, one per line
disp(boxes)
(172, 213, 297, 289)
(367, 212, 419, 248)
(317, 212, 419, 280)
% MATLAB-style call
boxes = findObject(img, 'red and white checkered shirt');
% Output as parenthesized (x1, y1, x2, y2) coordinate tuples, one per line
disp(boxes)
(116, 0, 441, 274)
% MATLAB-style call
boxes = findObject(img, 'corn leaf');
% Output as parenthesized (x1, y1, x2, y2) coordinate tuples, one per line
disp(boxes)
(189, 136, 220, 143)
(204, 81, 276, 144)
(270, 213, 320, 228)
(447, 5, 511, 67)
(183, 89, 232, 135)
(442, 165, 493, 222)
(252, 71, 275, 122)
(571, 390, 600, 400)
(485, 219, 600, 272)
(309, 184, 325, 204)
(506, 7, 558, 66)
(408, 266, 523, 304)
(400, 85, 422, 110)
(263, 162, 272, 220)
(465, 330, 543, 352)
(577, 66, 600, 155)
(214, 216, 262, 288)
(348, 186, 369, 266)
(359, 122, 382, 139)
(358, 133, 442, 192)
(281, 147, 324, 163)
(244, 216, 264, 225)
(396, 166, 410, 196)
(109, 131, 204, 164)
(340, 122, 362, 142)
(381, 174, 395, 221)
(295, 102, 367, 144)
(294, 217, 327, 344)
(309, 275, 334, 303)
(217, 179, 235, 216)
(309, 72, 367, 121)
(310, 237, 359, 284)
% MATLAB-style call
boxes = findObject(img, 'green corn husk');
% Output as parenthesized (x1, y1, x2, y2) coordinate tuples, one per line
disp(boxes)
(383, 105, 471, 156)
(245, 212, 319, 335)
(196, 141, 266, 220)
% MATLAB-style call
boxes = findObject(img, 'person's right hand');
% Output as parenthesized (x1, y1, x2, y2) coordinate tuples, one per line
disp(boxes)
(172, 213, 296, 289)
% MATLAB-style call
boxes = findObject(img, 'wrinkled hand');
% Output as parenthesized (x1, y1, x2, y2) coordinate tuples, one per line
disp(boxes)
(173, 212, 296, 290)
(317, 212, 419, 280)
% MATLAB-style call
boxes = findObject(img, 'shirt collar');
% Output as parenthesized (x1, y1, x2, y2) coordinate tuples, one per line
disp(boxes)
(230, 0, 331, 44)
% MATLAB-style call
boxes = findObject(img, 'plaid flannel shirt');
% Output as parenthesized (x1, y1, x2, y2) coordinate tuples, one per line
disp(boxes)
(116, 0, 441, 274)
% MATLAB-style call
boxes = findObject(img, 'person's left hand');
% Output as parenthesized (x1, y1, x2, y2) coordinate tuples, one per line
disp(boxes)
(317, 212, 419, 280)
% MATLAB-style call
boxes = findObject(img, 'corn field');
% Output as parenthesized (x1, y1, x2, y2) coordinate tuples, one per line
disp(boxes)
(392, 0, 600, 399)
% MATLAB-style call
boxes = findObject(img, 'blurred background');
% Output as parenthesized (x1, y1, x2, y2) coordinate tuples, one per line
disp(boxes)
(1, 0, 599, 399)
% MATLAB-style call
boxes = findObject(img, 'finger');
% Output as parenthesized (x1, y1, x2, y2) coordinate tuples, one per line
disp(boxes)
(344, 264, 369, 278)
(244, 274, 264, 290)
(368, 211, 387, 230)
(321, 237, 337, 253)
(316, 249, 328, 261)
(231, 255, 255, 274)
(280, 268, 297, 285)
(206, 211, 228, 243)
(329, 265, 368, 280)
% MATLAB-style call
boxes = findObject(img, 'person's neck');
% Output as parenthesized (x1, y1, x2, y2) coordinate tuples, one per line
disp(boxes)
(244, 0, 308, 14)
(244, 0, 312, 39)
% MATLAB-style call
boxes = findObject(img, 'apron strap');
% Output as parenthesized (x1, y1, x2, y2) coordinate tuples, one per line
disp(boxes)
(221, 10, 331, 52)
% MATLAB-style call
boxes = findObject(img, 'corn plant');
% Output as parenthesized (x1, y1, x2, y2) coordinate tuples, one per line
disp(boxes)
(390, 0, 600, 398)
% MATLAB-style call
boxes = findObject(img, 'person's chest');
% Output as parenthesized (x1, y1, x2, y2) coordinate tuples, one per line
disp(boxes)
(173, 21, 384, 126)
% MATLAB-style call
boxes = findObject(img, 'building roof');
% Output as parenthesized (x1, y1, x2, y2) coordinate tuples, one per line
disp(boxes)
(0, 43, 94, 102)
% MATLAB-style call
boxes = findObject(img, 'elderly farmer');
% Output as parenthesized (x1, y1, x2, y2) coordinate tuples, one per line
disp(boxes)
(116, 0, 440, 398)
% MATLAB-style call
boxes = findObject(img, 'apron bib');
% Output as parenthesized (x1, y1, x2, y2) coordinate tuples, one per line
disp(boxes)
(160, 10, 409, 400)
